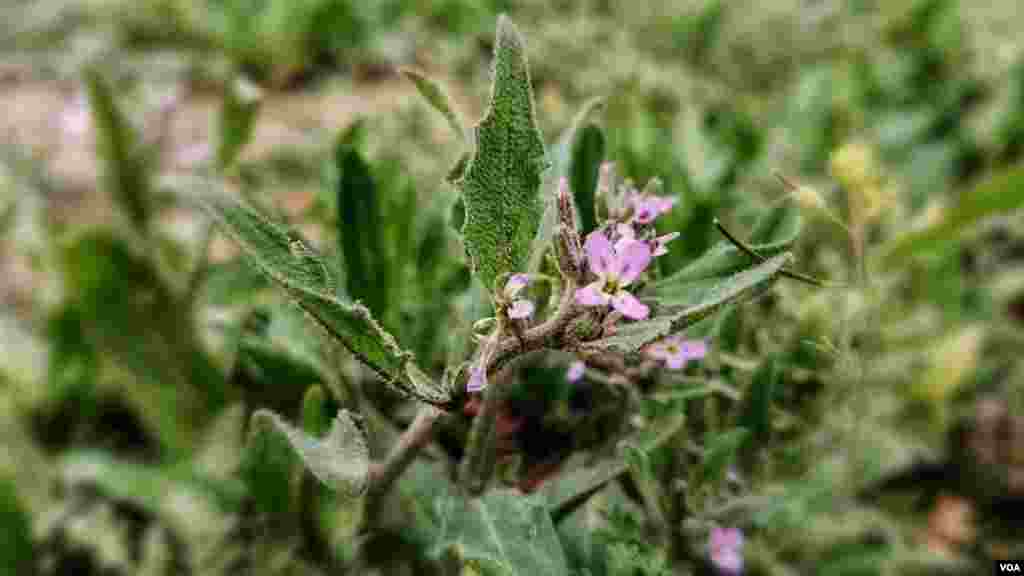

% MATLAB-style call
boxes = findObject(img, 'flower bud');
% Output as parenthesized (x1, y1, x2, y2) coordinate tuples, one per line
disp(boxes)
(554, 224, 583, 280)
(556, 177, 579, 232)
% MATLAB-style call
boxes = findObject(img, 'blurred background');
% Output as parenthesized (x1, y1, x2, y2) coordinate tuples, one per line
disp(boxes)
(1, 0, 1022, 575)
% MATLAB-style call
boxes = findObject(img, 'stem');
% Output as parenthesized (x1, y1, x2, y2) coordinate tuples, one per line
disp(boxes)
(713, 218, 839, 288)
(366, 405, 443, 495)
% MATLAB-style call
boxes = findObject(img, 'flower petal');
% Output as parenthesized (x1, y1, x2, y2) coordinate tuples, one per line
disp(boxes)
(612, 290, 649, 320)
(682, 339, 708, 360)
(566, 361, 585, 382)
(507, 298, 535, 319)
(504, 273, 530, 298)
(583, 231, 614, 276)
(575, 281, 612, 306)
(665, 353, 688, 370)
(616, 240, 653, 285)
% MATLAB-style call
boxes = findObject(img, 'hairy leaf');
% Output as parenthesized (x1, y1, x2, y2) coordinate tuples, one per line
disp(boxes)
(457, 16, 548, 290)
(84, 69, 150, 228)
(571, 124, 605, 234)
(250, 409, 368, 498)
(402, 67, 466, 142)
(199, 186, 452, 406)
(584, 253, 791, 354)
(433, 489, 569, 575)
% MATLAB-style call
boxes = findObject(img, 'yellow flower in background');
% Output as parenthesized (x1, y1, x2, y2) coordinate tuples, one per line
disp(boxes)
(829, 141, 891, 224)
(913, 326, 985, 424)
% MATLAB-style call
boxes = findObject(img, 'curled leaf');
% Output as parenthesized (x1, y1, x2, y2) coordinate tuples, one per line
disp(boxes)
(250, 408, 369, 498)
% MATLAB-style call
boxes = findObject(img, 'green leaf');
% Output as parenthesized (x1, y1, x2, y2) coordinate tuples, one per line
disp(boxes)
(584, 253, 792, 354)
(571, 124, 605, 234)
(216, 76, 261, 169)
(250, 409, 368, 498)
(84, 69, 150, 228)
(739, 357, 779, 446)
(528, 97, 603, 272)
(699, 427, 750, 483)
(332, 139, 389, 318)
(0, 478, 33, 576)
(882, 164, 1024, 266)
(402, 67, 466, 142)
(199, 187, 452, 406)
(433, 489, 569, 575)
(457, 16, 548, 290)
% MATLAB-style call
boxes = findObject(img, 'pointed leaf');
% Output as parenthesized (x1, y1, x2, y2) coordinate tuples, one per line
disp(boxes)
(199, 186, 452, 406)
(584, 253, 792, 354)
(84, 69, 150, 228)
(332, 140, 388, 318)
(250, 409, 369, 498)
(528, 97, 603, 272)
(457, 16, 548, 290)
(433, 489, 569, 574)
(402, 67, 466, 142)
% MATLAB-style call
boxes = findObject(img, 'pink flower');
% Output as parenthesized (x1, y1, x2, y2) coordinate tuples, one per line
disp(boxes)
(709, 527, 743, 575)
(646, 336, 707, 370)
(566, 360, 585, 382)
(503, 273, 535, 319)
(615, 224, 679, 258)
(575, 231, 651, 320)
(631, 193, 676, 225)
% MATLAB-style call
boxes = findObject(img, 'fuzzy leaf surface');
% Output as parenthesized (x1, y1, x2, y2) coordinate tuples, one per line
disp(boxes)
(457, 16, 548, 290)
(200, 187, 451, 406)
(250, 409, 369, 498)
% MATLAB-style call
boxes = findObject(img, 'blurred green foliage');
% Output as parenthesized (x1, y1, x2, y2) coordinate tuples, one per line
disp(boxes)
(1, 0, 1024, 574)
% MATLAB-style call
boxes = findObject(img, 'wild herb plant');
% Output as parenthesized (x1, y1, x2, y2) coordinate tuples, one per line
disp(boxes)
(198, 16, 811, 573)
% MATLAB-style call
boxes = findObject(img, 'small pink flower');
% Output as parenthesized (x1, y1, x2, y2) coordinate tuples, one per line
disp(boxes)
(566, 360, 585, 382)
(575, 231, 651, 320)
(709, 527, 743, 575)
(615, 224, 678, 258)
(646, 336, 707, 370)
(631, 193, 676, 225)
(502, 273, 535, 319)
